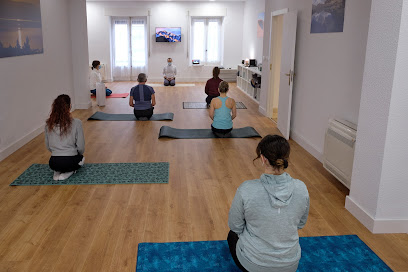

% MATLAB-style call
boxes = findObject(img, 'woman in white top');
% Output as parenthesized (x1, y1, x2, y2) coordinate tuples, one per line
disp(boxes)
(89, 60, 112, 96)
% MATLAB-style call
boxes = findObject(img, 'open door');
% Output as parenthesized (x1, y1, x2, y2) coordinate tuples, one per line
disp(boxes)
(277, 11, 297, 140)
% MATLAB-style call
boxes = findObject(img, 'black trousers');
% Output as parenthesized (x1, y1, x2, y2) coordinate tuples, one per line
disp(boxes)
(211, 125, 233, 138)
(133, 107, 154, 119)
(227, 230, 249, 272)
(49, 154, 83, 173)
(206, 95, 218, 105)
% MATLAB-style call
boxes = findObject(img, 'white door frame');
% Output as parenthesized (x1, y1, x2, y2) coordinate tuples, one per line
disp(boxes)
(266, 8, 288, 118)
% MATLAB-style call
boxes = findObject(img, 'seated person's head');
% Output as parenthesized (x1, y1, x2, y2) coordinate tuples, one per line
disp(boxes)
(137, 73, 147, 83)
(255, 135, 290, 170)
(213, 67, 220, 78)
(167, 58, 172, 65)
(91, 60, 101, 70)
(218, 81, 229, 93)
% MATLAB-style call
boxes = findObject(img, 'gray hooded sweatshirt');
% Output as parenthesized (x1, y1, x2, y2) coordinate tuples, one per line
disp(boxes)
(228, 172, 309, 272)
(45, 118, 85, 156)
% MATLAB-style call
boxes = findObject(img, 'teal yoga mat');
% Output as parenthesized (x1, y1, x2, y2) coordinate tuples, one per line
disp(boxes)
(10, 163, 169, 186)
(136, 236, 392, 272)
(88, 111, 174, 121)
(159, 126, 261, 139)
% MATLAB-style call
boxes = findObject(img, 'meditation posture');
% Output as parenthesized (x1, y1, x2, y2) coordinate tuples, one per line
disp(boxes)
(205, 67, 223, 107)
(45, 94, 85, 181)
(129, 73, 156, 120)
(228, 135, 310, 272)
(163, 57, 177, 86)
(89, 60, 112, 96)
(209, 81, 236, 137)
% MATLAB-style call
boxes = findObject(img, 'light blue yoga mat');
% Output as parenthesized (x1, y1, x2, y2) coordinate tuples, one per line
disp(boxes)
(10, 163, 169, 186)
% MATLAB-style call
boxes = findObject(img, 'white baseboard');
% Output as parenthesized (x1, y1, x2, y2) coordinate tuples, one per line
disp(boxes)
(0, 125, 44, 162)
(345, 196, 408, 233)
(259, 106, 267, 116)
(290, 129, 323, 162)
(75, 101, 92, 109)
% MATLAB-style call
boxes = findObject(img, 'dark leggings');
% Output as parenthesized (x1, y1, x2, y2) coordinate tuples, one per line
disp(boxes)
(227, 230, 249, 272)
(206, 95, 218, 105)
(49, 154, 83, 173)
(133, 107, 154, 120)
(90, 89, 112, 96)
(211, 125, 232, 138)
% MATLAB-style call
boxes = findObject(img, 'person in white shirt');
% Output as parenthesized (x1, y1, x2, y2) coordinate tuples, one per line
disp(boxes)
(163, 57, 177, 86)
(89, 60, 112, 96)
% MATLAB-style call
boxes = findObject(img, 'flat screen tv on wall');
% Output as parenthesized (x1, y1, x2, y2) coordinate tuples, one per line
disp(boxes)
(156, 27, 181, 42)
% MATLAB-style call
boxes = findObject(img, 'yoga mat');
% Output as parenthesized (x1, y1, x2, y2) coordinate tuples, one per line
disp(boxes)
(10, 163, 169, 186)
(91, 93, 129, 98)
(159, 126, 261, 139)
(183, 102, 247, 109)
(136, 236, 392, 272)
(148, 83, 195, 87)
(88, 111, 174, 121)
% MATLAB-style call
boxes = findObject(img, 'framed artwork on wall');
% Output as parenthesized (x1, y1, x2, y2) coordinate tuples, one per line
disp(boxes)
(311, 0, 346, 33)
(0, 0, 44, 58)
(257, 12, 264, 38)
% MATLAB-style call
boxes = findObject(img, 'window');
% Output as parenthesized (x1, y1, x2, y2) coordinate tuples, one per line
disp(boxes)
(191, 18, 222, 65)
(111, 17, 147, 81)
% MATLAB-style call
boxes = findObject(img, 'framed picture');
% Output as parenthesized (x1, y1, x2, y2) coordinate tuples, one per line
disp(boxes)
(0, 0, 44, 58)
(257, 12, 265, 38)
(311, 0, 346, 33)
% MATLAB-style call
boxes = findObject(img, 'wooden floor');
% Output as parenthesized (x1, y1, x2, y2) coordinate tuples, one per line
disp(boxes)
(0, 82, 407, 272)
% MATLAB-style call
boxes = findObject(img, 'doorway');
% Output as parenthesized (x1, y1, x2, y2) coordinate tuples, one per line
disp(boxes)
(268, 14, 284, 123)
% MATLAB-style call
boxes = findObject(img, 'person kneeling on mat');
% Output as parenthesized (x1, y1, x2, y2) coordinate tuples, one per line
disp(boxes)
(129, 73, 156, 120)
(209, 81, 236, 137)
(205, 67, 223, 107)
(227, 135, 310, 272)
(45, 94, 85, 181)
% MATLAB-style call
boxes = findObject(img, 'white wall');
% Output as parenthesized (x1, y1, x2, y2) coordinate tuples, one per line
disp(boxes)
(259, 0, 372, 161)
(86, 1, 244, 82)
(346, 0, 408, 233)
(0, 0, 79, 161)
(241, 0, 265, 63)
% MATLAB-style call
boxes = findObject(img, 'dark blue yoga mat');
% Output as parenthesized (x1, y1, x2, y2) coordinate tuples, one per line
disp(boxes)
(136, 235, 392, 272)
(88, 111, 174, 121)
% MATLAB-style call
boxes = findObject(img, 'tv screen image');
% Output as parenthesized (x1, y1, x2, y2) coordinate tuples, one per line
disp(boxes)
(156, 27, 181, 42)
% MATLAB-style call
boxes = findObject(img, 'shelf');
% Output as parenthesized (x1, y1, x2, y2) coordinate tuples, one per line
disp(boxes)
(237, 65, 261, 103)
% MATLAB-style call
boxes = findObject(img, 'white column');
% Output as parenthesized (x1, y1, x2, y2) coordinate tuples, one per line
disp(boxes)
(345, 0, 408, 233)
(69, 0, 91, 109)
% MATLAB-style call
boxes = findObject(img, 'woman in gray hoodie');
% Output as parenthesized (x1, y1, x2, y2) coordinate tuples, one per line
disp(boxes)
(228, 135, 309, 272)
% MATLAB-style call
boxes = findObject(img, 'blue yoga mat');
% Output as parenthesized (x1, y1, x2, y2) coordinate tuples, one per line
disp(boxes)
(136, 235, 392, 272)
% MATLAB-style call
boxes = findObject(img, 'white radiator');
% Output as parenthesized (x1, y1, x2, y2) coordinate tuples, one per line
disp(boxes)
(323, 119, 357, 189)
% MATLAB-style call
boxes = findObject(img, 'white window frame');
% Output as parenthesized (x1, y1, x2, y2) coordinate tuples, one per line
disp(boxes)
(111, 16, 148, 80)
(190, 17, 223, 66)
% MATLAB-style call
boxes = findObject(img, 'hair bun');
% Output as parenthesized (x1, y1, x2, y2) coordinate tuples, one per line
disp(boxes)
(275, 159, 284, 167)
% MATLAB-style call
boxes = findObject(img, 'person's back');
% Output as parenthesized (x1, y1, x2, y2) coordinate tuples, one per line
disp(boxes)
(130, 84, 154, 110)
(46, 118, 84, 156)
(209, 81, 236, 137)
(228, 135, 310, 272)
(205, 67, 223, 106)
(230, 174, 309, 271)
(213, 96, 233, 129)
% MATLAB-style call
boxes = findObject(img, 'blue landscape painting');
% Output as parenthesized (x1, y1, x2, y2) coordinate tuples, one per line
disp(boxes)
(311, 0, 346, 33)
(0, 0, 43, 58)
(156, 27, 181, 42)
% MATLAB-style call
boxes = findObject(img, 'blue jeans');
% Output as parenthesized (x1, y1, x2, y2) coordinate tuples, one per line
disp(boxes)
(164, 79, 175, 86)
(90, 88, 112, 96)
